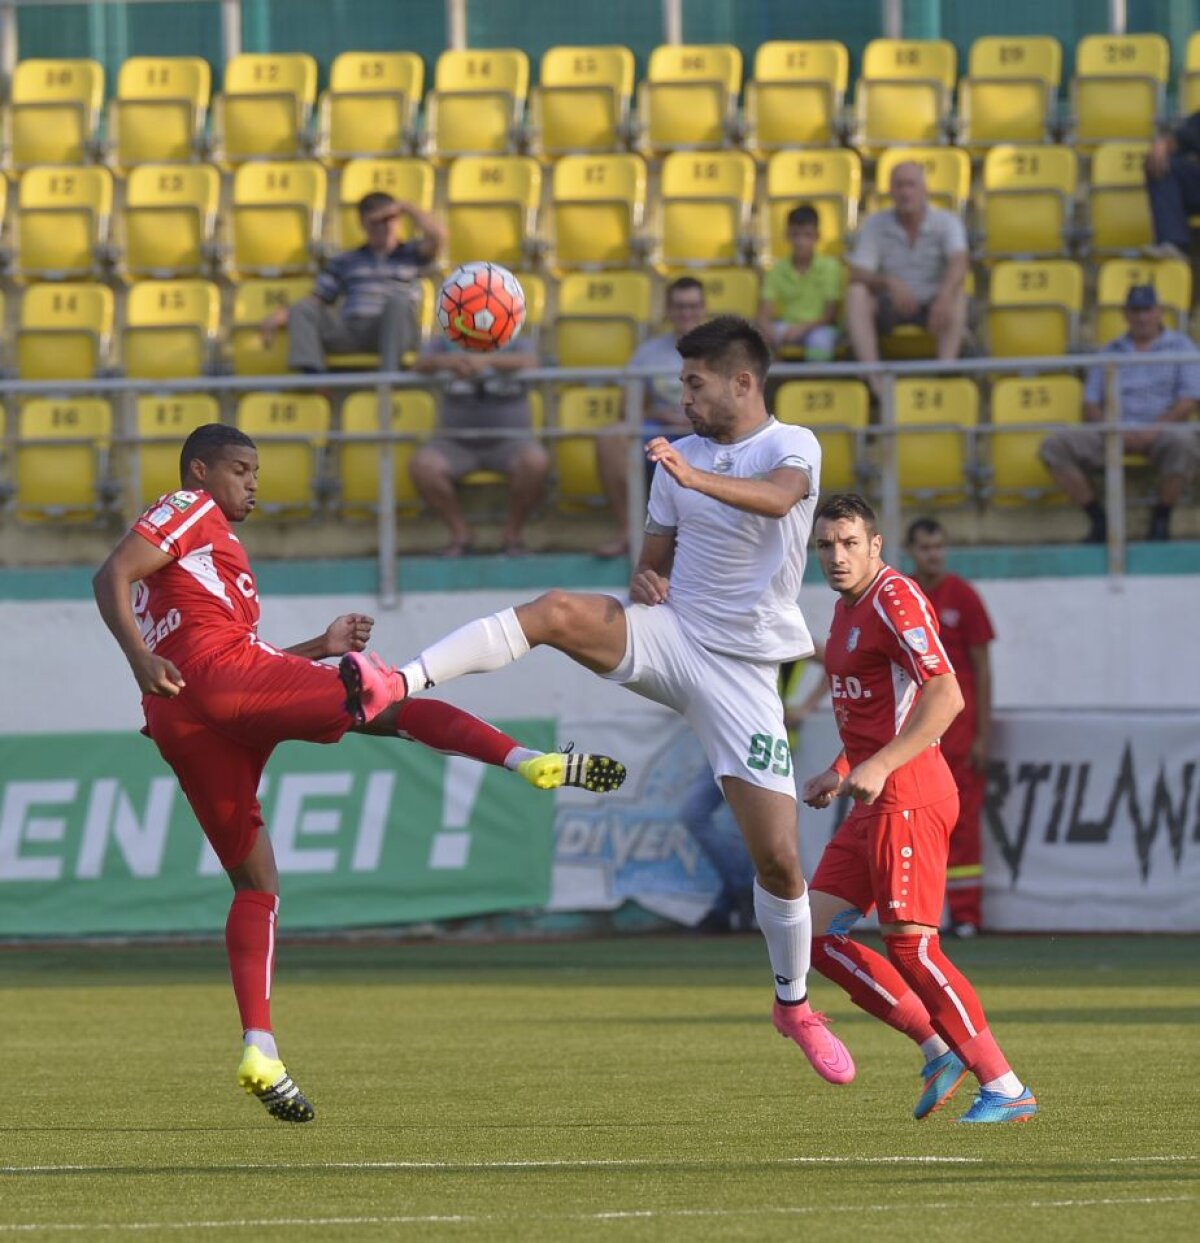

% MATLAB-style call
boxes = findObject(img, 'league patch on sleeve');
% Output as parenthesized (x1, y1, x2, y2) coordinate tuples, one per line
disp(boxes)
(145, 504, 175, 529)
(169, 490, 199, 512)
(902, 626, 929, 654)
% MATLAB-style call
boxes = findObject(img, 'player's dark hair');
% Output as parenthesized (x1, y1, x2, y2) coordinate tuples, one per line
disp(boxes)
(666, 275, 705, 305)
(815, 492, 878, 536)
(180, 424, 256, 483)
(677, 315, 771, 388)
(786, 203, 820, 231)
(358, 191, 395, 218)
(906, 516, 944, 544)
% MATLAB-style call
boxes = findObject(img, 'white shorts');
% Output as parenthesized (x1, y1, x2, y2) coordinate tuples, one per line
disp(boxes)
(602, 602, 797, 799)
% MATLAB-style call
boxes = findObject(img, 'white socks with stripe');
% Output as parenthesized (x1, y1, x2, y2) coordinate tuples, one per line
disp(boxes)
(398, 607, 531, 692)
(245, 1028, 278, 1060)
(754, 880, 812, 1004)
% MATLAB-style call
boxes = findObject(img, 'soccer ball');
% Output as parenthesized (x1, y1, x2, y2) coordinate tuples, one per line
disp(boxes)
(437, 262, 526, 352)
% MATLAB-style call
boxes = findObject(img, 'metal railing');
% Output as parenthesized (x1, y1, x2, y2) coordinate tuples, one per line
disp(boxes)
(3, 348, 1196, 602)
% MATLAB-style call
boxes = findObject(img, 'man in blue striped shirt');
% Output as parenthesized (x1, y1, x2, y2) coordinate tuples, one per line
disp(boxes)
(261, 192, 445, 373)
(1039, 285, 1200, 542)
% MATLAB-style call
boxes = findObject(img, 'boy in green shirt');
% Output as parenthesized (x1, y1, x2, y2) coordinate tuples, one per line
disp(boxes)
(757, 204, 843, 361)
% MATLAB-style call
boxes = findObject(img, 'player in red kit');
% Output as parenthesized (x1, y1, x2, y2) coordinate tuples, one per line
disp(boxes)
(906, 518, 994, 937)
(801, 494, 1036, 1123)
(93, 424, 626, 1124)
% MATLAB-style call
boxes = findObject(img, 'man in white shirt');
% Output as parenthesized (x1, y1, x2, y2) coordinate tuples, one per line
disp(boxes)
(846, 163, 969, 394)
(336, 317, 855, 1087)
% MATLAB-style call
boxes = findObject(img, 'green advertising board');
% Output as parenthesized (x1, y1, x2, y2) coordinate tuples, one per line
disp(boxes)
(0, 723, 555, 937)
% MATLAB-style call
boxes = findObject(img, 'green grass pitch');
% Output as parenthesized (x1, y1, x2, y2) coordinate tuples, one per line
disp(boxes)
(1, 934, 1196, 1241)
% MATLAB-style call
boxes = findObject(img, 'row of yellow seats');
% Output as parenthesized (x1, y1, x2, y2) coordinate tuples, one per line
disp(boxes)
(4, 371, 1093, 524)
(6, 34, 1195, 173)
(0, 140, 1163, 289)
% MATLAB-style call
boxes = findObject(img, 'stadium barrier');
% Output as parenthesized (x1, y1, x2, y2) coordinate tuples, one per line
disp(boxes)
(2, 350, 1196, 596)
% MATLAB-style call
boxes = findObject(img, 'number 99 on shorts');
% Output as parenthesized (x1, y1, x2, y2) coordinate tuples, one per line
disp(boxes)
(747, 733, 792, 777)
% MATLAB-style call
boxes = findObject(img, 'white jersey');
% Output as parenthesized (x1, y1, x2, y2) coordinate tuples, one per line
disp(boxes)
(645, 416, 821, 662)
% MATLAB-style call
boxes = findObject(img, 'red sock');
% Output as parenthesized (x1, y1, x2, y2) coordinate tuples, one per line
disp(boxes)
(394, 698, 519, 768)
(813, 935, 936, 1045)
(884, 932, 1011, 1080)
(225, 890, 278, 1033)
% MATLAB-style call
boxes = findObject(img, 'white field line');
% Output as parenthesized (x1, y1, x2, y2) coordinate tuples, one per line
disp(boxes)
(0, 1195, 1194, 1234)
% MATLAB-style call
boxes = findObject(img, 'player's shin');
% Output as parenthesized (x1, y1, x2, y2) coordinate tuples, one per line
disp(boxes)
(754, 880, 812, 1003)
(812, 934, 938, 1045)
(394, 698, 521, 768)
(397, 608, 531, 692)
(225, 890, 279, 1049)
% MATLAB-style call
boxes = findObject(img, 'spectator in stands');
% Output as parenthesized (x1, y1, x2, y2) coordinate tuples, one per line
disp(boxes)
(1143, 112, 1200, 260)
(409, 334, 548, 557)
(845, 162, 969, 395)
(594, 277, 707, 559)
(261, 192, 445, 373)
(1039, 285, 1200, 543)
(756, 203, 842, 361)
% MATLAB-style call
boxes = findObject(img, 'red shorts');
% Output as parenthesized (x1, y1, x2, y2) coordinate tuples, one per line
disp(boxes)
(810, 793, 959, 927)
(143, 637, 352, 870)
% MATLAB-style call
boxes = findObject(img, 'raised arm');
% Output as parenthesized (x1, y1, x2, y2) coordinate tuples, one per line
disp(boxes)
(645, 442, 811, 519)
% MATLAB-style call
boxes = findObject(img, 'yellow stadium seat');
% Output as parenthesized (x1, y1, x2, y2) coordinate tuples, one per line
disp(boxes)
(231, 160, 326, 276)
(550, 153, 646, 271)
(16, 398, 112, 520)
(426, 49, 529, 159)
(514, 272, 546, 330)
(318, 52, 423, 161)
(230, 277, 314, 375)
(1072, 34, 1169, 146)
(446, 155, 541, 270)
(762, 149, 861, 260)
(15, 165, 113, 279)
(1089, 142, 1154, 254)
(745, 40, 849, 154)
(214, 53, 318, 164)
(658, 151, 755, 269)
(336, 157, 436, 249)
(854, 39, 956, 151)
(122, 164, 220, 279)
(979, 145, 1076, 258)
(135, 395, 221, 504)
(6, 59, 104, 166)
(555, 386, 622, 505)
(639, 43, 742, 154)
(958, 36, 1061, 149)
(109, 56, 211, 167)
(873, 146, 971, 214)
(554, 271, 652, 367)
(989, 375, 1082, 503)
(339, 388, 436, 514)
(17, 282, 113, 379)
(530, 45, 635, 157)
(1094, 258, 1191, 344)
(894, 377, 978, 501)
(1183, 32, 1200, 116)
(668, 267, 760, 319)
(235, 393, 329, 514)
(123, 280, 220, 379)
(776, 380, 870, 492)
(986, 259, 1083, 357)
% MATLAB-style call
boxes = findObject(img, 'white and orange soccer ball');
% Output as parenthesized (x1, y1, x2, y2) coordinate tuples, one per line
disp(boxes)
(437, 261, 526, 352)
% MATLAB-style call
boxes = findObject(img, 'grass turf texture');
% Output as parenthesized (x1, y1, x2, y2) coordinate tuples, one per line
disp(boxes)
(0, 935, 1196, 1242)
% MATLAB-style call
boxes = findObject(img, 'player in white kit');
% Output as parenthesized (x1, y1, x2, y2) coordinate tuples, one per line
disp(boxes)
(339, 316, 854, 1084)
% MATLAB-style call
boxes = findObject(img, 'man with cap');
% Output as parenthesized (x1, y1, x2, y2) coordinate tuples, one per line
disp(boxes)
(1039, 285, 1200, 542)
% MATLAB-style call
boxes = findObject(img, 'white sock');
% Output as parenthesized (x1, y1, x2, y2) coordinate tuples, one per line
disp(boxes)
(245, 1028, 278, 1060)
(982, 1071, 1025, 1098)
(504, 746, 540, 770)
(399, 608, 530, 691)
(753, 879, 811, 1004)
(920, 1035, 952, 1062)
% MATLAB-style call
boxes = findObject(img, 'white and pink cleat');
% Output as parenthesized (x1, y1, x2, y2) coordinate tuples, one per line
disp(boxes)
(339, 651, 409, 725)
(772, 1000, 856, 1085)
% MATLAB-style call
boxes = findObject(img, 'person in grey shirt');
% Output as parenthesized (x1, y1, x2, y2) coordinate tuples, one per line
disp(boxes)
(261, 192, 445, 373)
(1040, 284, 1200, 543)
(845, 162, 969, 395)
(595, 277, 707, 558)
(409, 335, 549, 556)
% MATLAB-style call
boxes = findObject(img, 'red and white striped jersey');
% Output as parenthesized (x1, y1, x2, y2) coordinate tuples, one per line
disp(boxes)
(824, 565, 958, 813)
(131, 489, 260, 669)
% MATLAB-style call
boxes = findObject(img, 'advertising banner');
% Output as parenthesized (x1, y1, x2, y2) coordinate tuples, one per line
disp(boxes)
(0, 723, 555, 936)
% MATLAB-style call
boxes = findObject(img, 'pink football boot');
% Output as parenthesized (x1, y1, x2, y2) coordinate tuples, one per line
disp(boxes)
(339, 652, 408, 725)
(772, 1000, 856, 1085)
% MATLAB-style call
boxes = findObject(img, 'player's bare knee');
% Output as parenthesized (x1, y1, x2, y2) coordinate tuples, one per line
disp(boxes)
(523, 589, 580, 645)
(755, 851, 803, 895)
